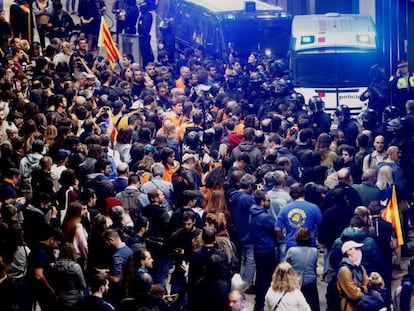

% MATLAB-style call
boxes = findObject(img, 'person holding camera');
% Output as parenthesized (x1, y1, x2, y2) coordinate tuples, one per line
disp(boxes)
(169, 211, 202, 311)
(48, 2, 75, 41)
(112, 0, 139, 42)
(70, 38, 95, 73)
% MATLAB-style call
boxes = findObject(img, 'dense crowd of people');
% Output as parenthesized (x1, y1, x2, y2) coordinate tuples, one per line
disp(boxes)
(1, 2, 414, 311)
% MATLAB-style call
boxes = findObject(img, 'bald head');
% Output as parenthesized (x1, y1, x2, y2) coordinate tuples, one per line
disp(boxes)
(337, 168, 352, 185)
(74, 95, 87, 106)
(387, 146, 400, 161)
(117, 162, 129, 176)
(361, 168, 376, 184)
(373, 135, 385, 152)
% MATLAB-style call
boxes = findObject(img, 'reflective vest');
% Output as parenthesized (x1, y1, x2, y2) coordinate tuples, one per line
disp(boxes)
(395, 76, 414, 90)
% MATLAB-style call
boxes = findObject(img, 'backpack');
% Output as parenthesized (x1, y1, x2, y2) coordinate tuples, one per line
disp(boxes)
(111, 223, 134, 243)
(119, 188, 143, 223)
(216, 236, 240, 273)
(356, 290, 386, 311)
(393, 280, 413, 311)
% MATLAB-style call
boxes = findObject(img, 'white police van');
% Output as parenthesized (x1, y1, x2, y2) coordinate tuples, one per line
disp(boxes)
(290, 13, 380, 115)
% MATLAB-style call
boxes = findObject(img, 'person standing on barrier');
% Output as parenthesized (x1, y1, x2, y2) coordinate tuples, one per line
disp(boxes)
(78, 0, 105, 51)
(32, 0, 53, 49)
(138, 1, 154, 67)
(112, 0, 138, 37)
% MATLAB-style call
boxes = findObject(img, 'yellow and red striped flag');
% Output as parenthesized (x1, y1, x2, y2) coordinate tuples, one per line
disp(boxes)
(98, 17, 121, 69)
(382, 184, 404, 245)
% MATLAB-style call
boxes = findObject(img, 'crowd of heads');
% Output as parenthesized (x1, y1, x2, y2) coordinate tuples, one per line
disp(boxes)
(0, 7, 414, 310)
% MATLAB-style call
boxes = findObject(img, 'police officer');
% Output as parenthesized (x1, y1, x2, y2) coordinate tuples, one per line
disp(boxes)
(335, 104, 359, 147)
(138, 1, 154, 67)
(247, 72, 266, 116)
(359, 108, 381, 136)
(360, 64, 390, 115)
(389, 60, 414, 114)
(286, 92, 307, 124)
(307, 96, 331, 138)
(379, 105, 400, 143)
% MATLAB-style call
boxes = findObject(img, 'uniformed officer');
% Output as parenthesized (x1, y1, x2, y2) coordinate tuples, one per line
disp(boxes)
(307, 96, 331, 138)
(389, 60, 414, 114)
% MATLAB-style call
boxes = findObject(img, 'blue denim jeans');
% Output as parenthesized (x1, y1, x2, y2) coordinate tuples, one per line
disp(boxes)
(66, 0, 76, 12)
(240, 244, 255, 287)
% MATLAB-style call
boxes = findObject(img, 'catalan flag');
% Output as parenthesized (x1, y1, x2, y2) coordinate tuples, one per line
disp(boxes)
(98, 17, 121, 69)
(382, 184, 404, 245)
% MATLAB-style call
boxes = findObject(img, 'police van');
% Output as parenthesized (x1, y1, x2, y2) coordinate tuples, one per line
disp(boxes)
(171, 0, 292, 60)
(290, 13, 380, 115)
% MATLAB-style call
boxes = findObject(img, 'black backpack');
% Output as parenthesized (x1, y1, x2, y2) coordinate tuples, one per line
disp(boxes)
(119, 188, 143, 223)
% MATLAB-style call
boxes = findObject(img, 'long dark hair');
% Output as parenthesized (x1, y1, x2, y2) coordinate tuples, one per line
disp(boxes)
(62, 201, 82, 243)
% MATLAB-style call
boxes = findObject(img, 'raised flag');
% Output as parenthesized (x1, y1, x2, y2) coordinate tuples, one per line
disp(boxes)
(98, 17, 121, 69)
(381, 184, 404, 245)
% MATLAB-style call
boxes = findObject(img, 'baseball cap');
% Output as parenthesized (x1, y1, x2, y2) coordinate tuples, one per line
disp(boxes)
(130, 99, 143, 110)
(144, 144, 156, 154)
(181, 153, 196, 163)
(341, 240, 364, 254)
(56, 149, 71, 162)
(13, 111, 24, 119)
(85, 73, 96, 80)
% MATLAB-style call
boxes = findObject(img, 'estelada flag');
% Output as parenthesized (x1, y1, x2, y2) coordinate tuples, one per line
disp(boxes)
(98, 17, 121, 69)
(381, 184, 404, 245)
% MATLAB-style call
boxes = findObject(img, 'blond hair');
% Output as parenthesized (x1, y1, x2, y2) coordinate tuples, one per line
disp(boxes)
(376, 165, 393, 191)
(368, 272, 384, 289)
(62, 42, 73, 55)
(271, 262, 300, 292)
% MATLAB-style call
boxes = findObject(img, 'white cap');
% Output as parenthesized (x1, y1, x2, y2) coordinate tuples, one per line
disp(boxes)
(130, 100, 143, 110)
(341, 241, 364, 254)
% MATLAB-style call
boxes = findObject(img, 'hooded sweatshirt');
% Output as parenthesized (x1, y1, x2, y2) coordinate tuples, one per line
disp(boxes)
(249, 204, 277, 254)
(231, 141, 263, 173)
(227, 189, 254, 244)
(20, 153, 43, 179)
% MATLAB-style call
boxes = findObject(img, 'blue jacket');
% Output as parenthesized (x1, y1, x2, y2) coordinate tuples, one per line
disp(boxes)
(249, 204, 277, 254)
(228, 190, 254, 244)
